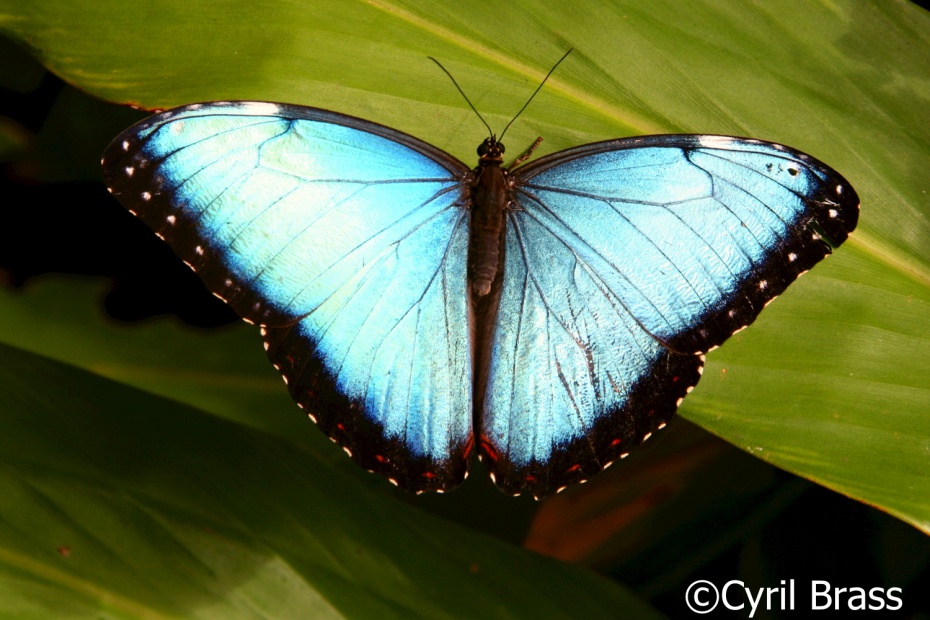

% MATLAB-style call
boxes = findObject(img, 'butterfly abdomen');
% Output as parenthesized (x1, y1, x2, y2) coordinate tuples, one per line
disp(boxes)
(469, 142, 509, 297)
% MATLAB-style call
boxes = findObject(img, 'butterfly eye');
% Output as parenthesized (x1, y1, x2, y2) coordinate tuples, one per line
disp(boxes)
(477, 139, 504, 159)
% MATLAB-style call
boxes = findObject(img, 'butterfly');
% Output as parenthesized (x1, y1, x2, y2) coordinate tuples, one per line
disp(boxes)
(101, 61, 858, 499)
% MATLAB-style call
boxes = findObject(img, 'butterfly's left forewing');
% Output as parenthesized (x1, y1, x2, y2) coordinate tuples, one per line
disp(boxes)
(103, 102, 474, 492)
(481, 135, 858, 497)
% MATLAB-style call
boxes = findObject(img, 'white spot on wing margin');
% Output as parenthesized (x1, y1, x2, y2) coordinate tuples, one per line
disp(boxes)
(237, 102, 281, 115)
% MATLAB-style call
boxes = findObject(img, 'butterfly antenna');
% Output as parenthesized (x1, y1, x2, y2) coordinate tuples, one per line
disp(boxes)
(499, 48, 573, 141)
(428, 57, 495, 138)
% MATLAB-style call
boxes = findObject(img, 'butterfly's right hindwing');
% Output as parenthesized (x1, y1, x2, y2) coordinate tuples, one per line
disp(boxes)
(103, 102, 474, 492)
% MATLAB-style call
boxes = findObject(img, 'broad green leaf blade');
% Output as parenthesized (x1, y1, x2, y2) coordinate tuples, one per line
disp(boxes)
(0, 278, 306, 441)
(0, 0, 928, 532)
(0, 342, 662, 619)
(0, 115, 29, 160)
(688, 245, 930, 532)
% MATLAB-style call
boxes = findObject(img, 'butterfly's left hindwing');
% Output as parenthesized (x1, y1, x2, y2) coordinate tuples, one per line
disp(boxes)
(480, 135, 858, 497)
(103, 102, 474, 492)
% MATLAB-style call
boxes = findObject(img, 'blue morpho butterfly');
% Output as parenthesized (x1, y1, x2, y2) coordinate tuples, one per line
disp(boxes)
(102, 52, 858, 498)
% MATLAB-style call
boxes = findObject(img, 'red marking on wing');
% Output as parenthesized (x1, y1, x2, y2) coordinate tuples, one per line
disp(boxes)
(479, 436, 499, 462)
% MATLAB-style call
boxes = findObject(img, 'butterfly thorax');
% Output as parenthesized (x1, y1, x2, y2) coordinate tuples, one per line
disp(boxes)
(469, 137, 509, 297)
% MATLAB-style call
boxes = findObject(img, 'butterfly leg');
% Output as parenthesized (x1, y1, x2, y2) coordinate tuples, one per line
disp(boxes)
(509, 137, 544, 168)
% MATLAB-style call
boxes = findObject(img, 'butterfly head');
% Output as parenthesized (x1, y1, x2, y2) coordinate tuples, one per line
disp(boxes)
(477, 137, 505, 165)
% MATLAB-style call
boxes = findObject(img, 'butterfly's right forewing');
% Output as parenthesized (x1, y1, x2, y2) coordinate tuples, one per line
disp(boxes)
(103, 102, 474, 492)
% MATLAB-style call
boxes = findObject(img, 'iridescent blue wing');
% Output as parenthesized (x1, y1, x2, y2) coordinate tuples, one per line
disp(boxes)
(481, 135, 859, 497)
(102, 102, 473, 492)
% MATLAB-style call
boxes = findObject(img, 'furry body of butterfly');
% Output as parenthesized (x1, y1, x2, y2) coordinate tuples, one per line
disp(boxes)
(468, 138, 509, 298)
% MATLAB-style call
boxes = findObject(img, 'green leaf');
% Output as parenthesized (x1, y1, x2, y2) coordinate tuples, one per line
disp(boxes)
(0, 278, 308, 442)
(0, 0, 928, 544)
(688, 247, 930, 532)
(0, 342, 660, 618)
(0, 115, 30, 161)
